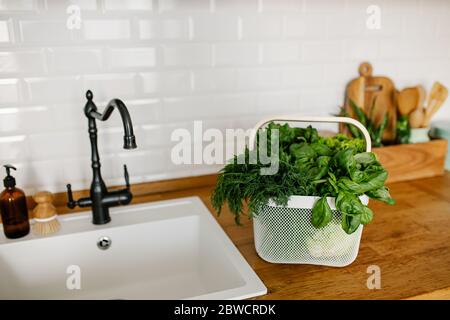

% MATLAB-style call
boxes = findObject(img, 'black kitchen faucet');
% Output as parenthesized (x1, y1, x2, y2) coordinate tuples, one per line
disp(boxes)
(66, 90, 137, 225)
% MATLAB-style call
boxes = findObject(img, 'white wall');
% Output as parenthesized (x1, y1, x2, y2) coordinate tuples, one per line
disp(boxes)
(0, 0, 449, 193)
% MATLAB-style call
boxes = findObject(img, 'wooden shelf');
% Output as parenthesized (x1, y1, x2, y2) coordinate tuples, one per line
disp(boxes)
(373, 139, 447, 183)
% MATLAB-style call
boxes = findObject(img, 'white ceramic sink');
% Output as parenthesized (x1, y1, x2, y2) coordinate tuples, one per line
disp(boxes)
(0, 197, 266, 299)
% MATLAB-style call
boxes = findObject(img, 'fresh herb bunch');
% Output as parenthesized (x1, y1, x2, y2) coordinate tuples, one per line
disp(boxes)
(211, 122, 395, 234)
(340, 99, 388, 147)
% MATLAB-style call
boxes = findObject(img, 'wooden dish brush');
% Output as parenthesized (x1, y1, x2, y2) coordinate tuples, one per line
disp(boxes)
(32, 191, 60, 236)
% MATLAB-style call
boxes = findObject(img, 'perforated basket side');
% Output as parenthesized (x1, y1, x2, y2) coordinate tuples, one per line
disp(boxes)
(253, 204, 363, 267)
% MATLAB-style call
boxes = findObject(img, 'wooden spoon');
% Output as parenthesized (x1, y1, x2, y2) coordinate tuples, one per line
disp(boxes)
(408, 86, 426, 128)
(397, 86, 422, 116)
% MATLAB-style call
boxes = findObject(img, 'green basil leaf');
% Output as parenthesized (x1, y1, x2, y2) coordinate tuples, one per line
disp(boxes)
(354, 152, 378, 166)
(350, 169, 364, 183)
(290, 143, 316, 160)
(366, 187, 396, 205)
(336, 191, 372, 232)
(311, 143, 333, 156)
(338, 170, 388, 194)
(341, 212, 361, 234)
(312, 196, 333, 228)
(317, 156, 331, 167)
(333, 148, 356, 174)
(360, 206, 373, 225)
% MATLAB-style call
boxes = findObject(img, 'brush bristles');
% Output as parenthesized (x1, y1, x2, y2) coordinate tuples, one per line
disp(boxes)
(32, 219, 61, 236)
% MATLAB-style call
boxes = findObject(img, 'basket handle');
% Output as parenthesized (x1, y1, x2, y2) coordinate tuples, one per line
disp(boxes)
(249, 116, 371, 152)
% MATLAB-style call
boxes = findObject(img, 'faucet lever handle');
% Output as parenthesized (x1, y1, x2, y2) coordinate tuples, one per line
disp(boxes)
(123, 164, 130, 190)
(66, 184, 77, 209)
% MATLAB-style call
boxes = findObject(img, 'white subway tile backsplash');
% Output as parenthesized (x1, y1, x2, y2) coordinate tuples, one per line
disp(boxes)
(25, 76, 82, 103)
(61, 154, 118, 191)
(212, 94, 257, 117)
(283, 15, 304, 38)
(0, 0, 35, 11)
(344, 0, 380, 13)
(51, 103, 86, 131)
(241, 15, 283, 40)
(256, 91, 299, 114)
(302, 41, 343, 63)
(116, 149, 168, 176)
(323, 62, 358, 85)
(98, 126, 143, 154)
(140, 124, 167, 147)
(214, 0, 259, 12)
(83, 73, 137, 101)
(402, 14, 438, 38)
(379, 0, 420, 15)
(104, 0, 152, 11)
(28, 130, 89, 160)
(128, 98, 162, 125)
(282, 64, 323, 87)
(419, 0, 450, 16)
(262, 42, 300, 64)
(0, 20, 11, 42)
(299, 87, 343, 114)
(378, 39, 440, 60)
(0, 0, 449, 193)
(108, 47, 156, 69)
(162, 94, 258, 122)
(327, 13, 366, 38)
(284, 14, 328, 39)
(192, 68, 236, 92)
(44, 0, 97, 11)
(0, 79, 20, 103)
(261, 0, 301, 12)
(48, 48, 102, 73)
(19, 20, 72, 43)
(237, 67, 283, 90)
(0, 106, 52, 133)
(192, 15, 240, 41)
(0, 135, 28, 161)
(303, 0, 345, 14)
(363, 14, 403, 37)
(140, 72, 158, 93)
(214, 43, 260, 66)
(0, 51, 45, 74)
(162, 71, 193, 94)
(163, 43, 211, 67)
(141, 70, 192, 94)
(18, 159, 64, 193)
(162, 96, 213, 121)
(344, 39, 379, 62)
(139, 18, 190, 40)
(83, 20, 131, 41)
(437, 15, 450, 37)
(159, 0, 211, 13)
(62, 157, 100, 186)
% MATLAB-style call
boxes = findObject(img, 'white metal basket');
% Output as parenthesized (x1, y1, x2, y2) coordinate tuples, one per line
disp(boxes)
(250, 116, 371, 267)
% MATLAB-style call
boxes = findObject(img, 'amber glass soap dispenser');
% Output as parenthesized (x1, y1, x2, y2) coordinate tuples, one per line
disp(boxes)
(0, 165, 30, 239)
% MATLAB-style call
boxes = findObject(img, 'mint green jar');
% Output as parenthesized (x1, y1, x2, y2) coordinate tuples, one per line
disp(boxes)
(430, 121, 450, 170)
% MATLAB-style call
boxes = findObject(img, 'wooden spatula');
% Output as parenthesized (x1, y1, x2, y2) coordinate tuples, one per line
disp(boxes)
(423, 82, 448, 127)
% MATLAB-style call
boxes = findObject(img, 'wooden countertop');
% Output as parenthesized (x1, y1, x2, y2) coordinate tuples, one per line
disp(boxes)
(55, 173, 450, 300)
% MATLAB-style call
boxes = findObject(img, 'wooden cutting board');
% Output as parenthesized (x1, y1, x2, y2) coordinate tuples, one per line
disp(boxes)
(344, 62, 397, 142)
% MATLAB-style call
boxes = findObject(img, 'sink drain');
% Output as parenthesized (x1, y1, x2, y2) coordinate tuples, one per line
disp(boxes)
(97, 236, 111, 250)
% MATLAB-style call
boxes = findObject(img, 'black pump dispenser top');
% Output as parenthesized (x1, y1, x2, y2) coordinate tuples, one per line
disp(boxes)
(3, 164, 16, 188)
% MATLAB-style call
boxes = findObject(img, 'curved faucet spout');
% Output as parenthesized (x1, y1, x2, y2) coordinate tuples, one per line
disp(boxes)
(85, 90, 137, 149)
